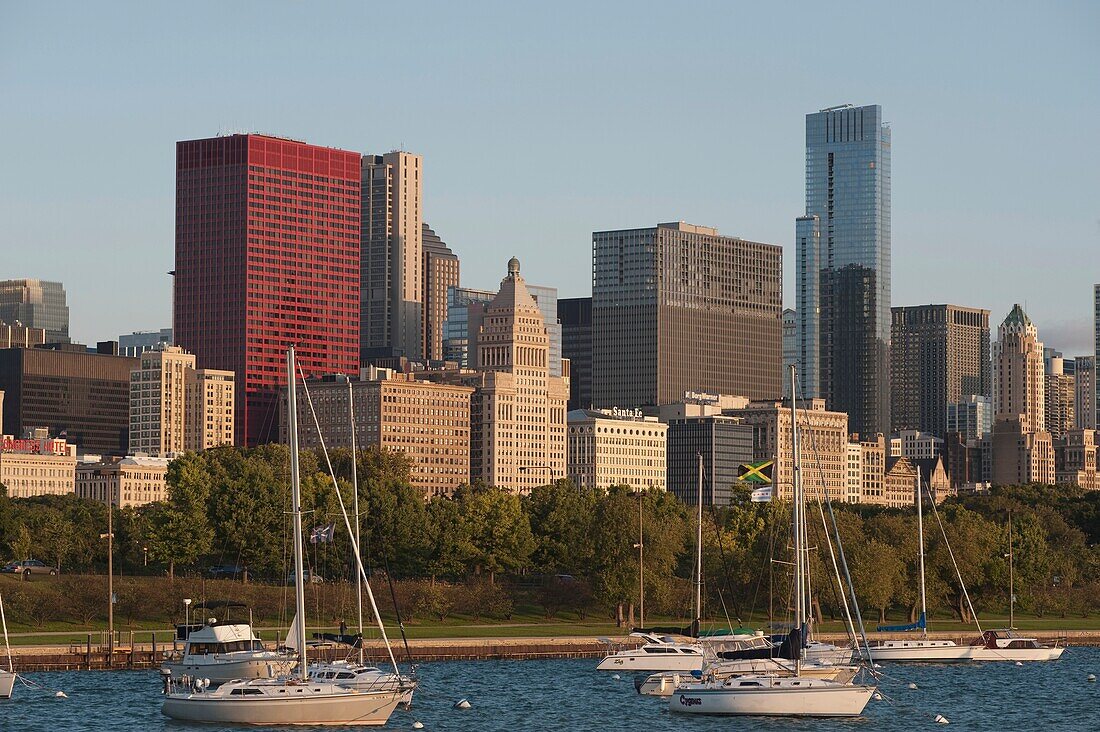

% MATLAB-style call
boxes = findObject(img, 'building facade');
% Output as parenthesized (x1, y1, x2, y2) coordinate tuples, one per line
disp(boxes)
(0, 346, 136, 454)
(859, 434, 887, 504)
(890, 430, 943, 460)
(361, 151, 424, 361)
(1075, 356, 1096, 429)
(992, 304, 1045, 433)
(289, 371, 473, 497)
(1045, 354, 1076, 440)
(76, 455, 170, 508)
(0, 279, 69, 343)
(466, 259, 568, 493)
(567, 409, 667, 492)
(991, 416, 1055, 486)
(129, 346, 194, 456)
(0, 435, 77, 498)
(118, 328, 173, 357)
(890, 304, 990, 437)
(666, 415, 754, 506)
(782, 308, 797, 398)
(796, 104, 891, 438)
(0, 321, 46, 349)
(442, 287, 495, 367)
(558, 297, 592, 411)
(592, 222, 782, 408)
(421, 223, 460, 362)
(174, 134, 361, 447)
(726, 398, 849, 502)
(1055, 429, 1099, 490)
(882, 456, 918, 508)
(184, 368, 235, 451)
(946, 395, 993, 441)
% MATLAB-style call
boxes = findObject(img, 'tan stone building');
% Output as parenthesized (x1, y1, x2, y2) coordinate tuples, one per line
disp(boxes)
(993, 305, 1045, 433)
(130, 346, 234, 457)
(859, 435, 887, 504)
(185, 368, 235, 451)
(1055, 429, 1099, 490)
(567, 409, 666, 491)
(1044, 355, 1075, 440)
(0, 441, 76, 498)
(76, 455, 170, 508)
(883, 456, 919, 508)
(466, 258, 568, 493)
(991, 416, 1055, 486)
(725, 398, 848, 501)
(291, 370, 473, 497)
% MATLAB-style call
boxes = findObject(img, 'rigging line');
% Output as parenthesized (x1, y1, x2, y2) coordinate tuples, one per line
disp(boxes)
(708, 503, 745, 626)
(925, 482, 983, 633)
(378, 543, 414, 666)
(296, 364, 402, 678)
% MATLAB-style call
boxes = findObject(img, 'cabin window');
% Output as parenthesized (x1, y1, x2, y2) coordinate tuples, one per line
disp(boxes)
(243, 689, 263, 695)
(337, 672, 356, 679)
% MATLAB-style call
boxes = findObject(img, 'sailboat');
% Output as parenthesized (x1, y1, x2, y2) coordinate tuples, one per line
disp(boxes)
(863, 476, 971, 662)
(597, 456, 709, 673)
(669, 366, 875, 717)
(162, 347, 412, 726)
(1, 591, 15, 699)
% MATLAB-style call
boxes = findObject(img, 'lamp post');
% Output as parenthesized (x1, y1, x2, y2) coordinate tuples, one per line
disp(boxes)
(98, 504, 115, 666)
(519, 464, 554, 488)
(183, 598, 192, 640)
(142, 546, 148, 567)
(633, 489, 644, 628)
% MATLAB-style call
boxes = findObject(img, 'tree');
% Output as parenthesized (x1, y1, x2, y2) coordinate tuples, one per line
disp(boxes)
(849, 539, 905, 624)
(525, 479, 598, 575)
(459, 485, 535, 584)
(148, 452, 215, 577)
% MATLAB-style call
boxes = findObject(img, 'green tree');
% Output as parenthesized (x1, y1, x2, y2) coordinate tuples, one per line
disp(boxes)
(525, 479, 598, 575)
(149, 451, 215, 577)
(459, 485, 535, 583)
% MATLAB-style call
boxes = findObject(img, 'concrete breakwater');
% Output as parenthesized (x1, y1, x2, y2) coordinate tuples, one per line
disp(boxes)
(9, 629, 1100, 672)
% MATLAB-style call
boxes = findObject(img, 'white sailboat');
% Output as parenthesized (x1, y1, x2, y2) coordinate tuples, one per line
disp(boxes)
(669, 366, 875, 717)
(864, 476, 971, 662)
(1, 591, 15, 699)
(162, 347, 411, 726)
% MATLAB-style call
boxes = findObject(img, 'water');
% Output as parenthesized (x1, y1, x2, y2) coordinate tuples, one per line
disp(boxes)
(4, 649, 1099, 731)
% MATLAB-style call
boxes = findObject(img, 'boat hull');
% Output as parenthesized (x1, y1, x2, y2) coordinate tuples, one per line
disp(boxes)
(863, 641, 974, 663)
(968, 647, 1064, 662)
(670, 682, 875, 717)
(0, 669, 14, 699)
(163, 657, 296, 684)
(596, 653, 703, 672)
(162, 688, 403, 726)
(639, 663, 857, 697)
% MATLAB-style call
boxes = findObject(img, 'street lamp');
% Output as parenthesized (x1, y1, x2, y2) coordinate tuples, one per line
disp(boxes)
(519, 465, 553, 488)
(183, 598, 192, 639)
(143, 546, 148, 567)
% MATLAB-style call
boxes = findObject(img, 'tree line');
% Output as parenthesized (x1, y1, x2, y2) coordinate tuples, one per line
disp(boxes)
(2, 444, 1099, 627)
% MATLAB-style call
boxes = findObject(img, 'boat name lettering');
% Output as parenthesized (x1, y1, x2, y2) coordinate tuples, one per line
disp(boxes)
(678, 695, 702, 707)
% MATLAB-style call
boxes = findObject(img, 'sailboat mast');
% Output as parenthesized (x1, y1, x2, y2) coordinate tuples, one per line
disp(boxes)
(788, 365, 803, 673)
(348, 376, 364, 665)
(695, 453, 703, 635)
(637, 493, 644, 629)
(917, 473, 928, 636)
(287, 347, 309, 680)
(0, 593, 11, 673)
(1008, 510, 1014, 629)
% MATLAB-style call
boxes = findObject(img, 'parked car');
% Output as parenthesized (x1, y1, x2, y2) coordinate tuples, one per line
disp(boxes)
(2, 559, 57, 578)
(286, 569, 323, 585)
(207, 565, 245, 580)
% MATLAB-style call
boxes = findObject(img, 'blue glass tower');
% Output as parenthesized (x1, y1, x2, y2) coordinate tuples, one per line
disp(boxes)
(796, 104, 891, 437)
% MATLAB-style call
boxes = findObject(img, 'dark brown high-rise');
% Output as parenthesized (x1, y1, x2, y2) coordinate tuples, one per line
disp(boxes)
(592, 222, 782, 407)
(891, 304, 991, 437)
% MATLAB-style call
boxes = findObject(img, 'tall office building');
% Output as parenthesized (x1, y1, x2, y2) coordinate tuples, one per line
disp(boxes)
(782, 308, 797, 398)
(185, 368, 235, 451)
(174, 134, 361, 446)
(361, 151, 424, 361)
(118, 328, 173, 357)
(466, 258, 568, 492)
(666, 415, 754, 506)
(1045, 354, 1075, 440)
(890, 304, 990, 437)
(129, 346, 194, 456)
(592, 222, 782, 408)
(946, 395, 993, 440)
(421, 223, 460, 362)
(0, 279, 69, 343)
(442, 286, 495, 367)
(567, 408, 667, 492)
(796, 104, 891, 437)
(1095, 284, 1100, 432)
(992, 304, 1045, 432)
(527, 285, 562, 378)
(559, 297, 592, 410)
(1075, 356, 1096, 429)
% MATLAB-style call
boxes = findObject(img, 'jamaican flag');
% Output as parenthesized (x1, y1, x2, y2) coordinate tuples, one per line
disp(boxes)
(738, 459, 774, 484)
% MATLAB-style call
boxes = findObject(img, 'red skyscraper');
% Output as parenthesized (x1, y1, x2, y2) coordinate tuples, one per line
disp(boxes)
(174, 134, 361, 446)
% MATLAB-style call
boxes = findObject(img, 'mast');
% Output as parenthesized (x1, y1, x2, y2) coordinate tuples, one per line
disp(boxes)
(1008, 509, 1014, 629)
(637, 493, 644, 629)
(287, 346, 309, 680)
(695, 452, 703, 636)
(917, 472, 928, 637)
(788, 365, 803, 673)
(348, 376, 364, 665)
(0, 592, 11, 674)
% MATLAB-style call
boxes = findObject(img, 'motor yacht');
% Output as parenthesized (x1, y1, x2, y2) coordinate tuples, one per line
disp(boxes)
(596, 633, 706, 672)
(966, 629, 1065, 662)
(162, 617, 294, 684)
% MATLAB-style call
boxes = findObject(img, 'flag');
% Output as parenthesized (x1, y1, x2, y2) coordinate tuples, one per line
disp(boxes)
(309, 523, 336, 544)
(750, 485, 773, 503)
(738, 459, 774, 484)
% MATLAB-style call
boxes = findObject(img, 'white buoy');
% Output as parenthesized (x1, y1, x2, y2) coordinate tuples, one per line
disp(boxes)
(934, 714, 949, 724)
(54, 691, 68, 698)
(1088, 674, 1096, 682)
(872, 692, 883, 700)
(874, 663, 883, 669)
(454, 699, 471, 710)
(413, 722, 425, 729)
(908, 682, 918, 690)
(612, 674, 621, 680)
(1015, 661, 1024, 666)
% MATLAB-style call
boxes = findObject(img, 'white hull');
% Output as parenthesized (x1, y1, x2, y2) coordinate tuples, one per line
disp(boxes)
(0, 670, 14, 699)
(162, 685, 404, 726)
(309, 662, 416, 707)
(670, 679, 875, 717)
(597, 652, 704, 672)
(863, 640, 974, 663)
(163, 657, 295, 684)
(639, 662, 857, 697)
(968, 646, 1064, 662)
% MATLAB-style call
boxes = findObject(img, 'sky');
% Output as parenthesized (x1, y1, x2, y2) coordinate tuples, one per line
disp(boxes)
(1, 1, 1098, 354)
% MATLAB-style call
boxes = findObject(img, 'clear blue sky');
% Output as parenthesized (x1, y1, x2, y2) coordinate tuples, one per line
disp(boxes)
(2, 1, 1098, 353)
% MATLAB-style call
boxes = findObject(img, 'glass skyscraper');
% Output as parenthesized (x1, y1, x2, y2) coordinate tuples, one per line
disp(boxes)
(796, 104, 891, 437)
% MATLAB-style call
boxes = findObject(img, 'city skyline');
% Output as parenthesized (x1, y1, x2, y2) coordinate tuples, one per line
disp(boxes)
(2, 3, 1097, 353)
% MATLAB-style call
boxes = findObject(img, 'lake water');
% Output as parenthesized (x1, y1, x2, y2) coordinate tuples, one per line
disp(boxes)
(3, 648, 1098, 731)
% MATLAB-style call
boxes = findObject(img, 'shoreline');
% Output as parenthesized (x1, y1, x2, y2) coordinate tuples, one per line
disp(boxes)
(7, 629, 1098, 672)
